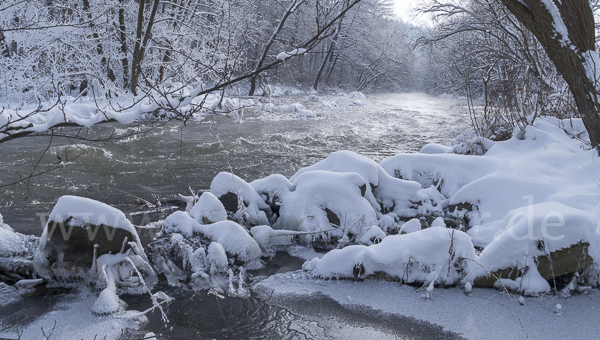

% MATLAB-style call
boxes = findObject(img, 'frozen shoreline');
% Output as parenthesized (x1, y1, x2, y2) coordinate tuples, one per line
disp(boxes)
(255, 271, 600, 340)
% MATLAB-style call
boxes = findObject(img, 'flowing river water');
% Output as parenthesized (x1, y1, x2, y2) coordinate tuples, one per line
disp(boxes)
(0, 92, 469, 339)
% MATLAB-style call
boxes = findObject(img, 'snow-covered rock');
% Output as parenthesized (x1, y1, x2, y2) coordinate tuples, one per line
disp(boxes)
(469, 202, 598, 295)
(357, 226, 386, 245)
(33, 196, 150, 285)
(290, 150, 422, 217)
(381, 118, 600, 227)
(189, 192, 227, 224)
(161, 211, 262, 265)
(210, 172, 270, 226)
(399, 218, 421, 235)
(304, 227, 477, 287)
(378, 214, 397, 233)
(275, 170, 377, 242)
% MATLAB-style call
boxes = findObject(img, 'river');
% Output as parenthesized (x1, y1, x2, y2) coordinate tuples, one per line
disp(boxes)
(0, 92, 469, 339)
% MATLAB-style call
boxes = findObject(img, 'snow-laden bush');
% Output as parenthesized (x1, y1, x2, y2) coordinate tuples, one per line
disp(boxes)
(148, 210, 262, 290)
(0, 219, 38, 258)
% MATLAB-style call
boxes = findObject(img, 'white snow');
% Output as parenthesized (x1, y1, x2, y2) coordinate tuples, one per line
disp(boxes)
(189, 192, 228, 224)
(304, 227, 477, 286)
(0, 221, 36, 257)
(419, 143, 452, 154)
(357, 226, 386, 245)
(381, 118, 600, 226)
(250, 225, 300, 251)
(210, 172, 270, 226)
(254, 273, 600, 340)
(276, 48, 307, 61)
(92, 265, 127, 316)
(43, 195, 138, 236)
(162, 211, 262, 265)
(207, 242, 228, 275)
(0, 283, 21, 307)
(399, 218, 421, 234)
(289, 150, 421, 217)
(466, 202, 598, 295)
(275, 170, 377, 236)
(33, 195, 148, 280)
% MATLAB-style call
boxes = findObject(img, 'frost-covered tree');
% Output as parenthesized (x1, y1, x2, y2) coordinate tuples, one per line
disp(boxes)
(498, 0, 600, 150)
(0, 0, 367, 145)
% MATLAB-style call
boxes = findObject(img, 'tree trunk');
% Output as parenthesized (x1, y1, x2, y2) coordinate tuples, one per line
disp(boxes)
(500, 0, 600, 150)
(313, 24, 341, 91)
(119, 0, 129, 90)
(131, 0, 160, 95)
(248, 0, 305, 96)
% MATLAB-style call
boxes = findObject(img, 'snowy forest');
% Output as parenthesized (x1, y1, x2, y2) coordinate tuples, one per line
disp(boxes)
(2, 0, 600, 339)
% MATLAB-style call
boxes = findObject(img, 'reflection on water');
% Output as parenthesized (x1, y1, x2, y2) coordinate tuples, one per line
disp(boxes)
(121, 251, 464, 340)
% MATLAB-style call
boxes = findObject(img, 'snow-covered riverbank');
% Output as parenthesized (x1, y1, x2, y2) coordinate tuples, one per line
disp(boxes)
(255, 271, 600, 340)
(1, 92, 599, 339)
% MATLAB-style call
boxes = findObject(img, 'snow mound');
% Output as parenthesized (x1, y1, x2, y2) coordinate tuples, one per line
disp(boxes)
(275, 170, 377, 238)
(210, 172, 270, 226)
(290, 150, 421, 217)
(399, 218, 421, 234)
(381, 118, 600, 226)
(92, 277, 127, 316)
(189, 192, 228, 224)
(304, 227, 476, 286)
(419, 143, 452, 154)
(357, 226, 386, 245)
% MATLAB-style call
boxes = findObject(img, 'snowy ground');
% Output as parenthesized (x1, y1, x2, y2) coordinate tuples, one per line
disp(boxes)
(255, 271, 600, 340)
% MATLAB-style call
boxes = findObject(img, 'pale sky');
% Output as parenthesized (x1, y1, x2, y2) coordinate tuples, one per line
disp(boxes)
(393, 0, 430, 26)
